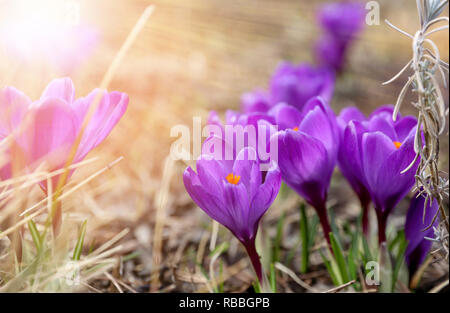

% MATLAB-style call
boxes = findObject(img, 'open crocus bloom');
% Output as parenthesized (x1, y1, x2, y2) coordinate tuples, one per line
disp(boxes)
(270, 62, 335, 112)
(183, 141, 281, 282)
(405, 194, 439, 281)
(270, 97, 339, 247)
(0, 78, 128, 191)
(339, 105, 419, 243)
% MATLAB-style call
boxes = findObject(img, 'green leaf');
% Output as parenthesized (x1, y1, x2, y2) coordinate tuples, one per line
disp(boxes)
(27, 219, 42, 253)
(299, 203, 309, 273)
(272, 211, 286, 263)
(218, 260, 224, 293)
(361, 235, 373, 267)
(252, 281, 261, 293)
(329, 232, 350, 283)
(391, 232, 408, 292)
(269, 263, 276, 293)
(320, 250, 340, 286)
(347, 231, 360, 281)
(72, 220, 87, 261)
(308, 215, 319, 249)
(209, 242, 229, 257)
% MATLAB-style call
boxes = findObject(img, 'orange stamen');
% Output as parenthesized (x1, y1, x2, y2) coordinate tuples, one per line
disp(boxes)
(293, 127, 299, 131)
(226, 173, 241, 185)
(393, 141, 402, 149)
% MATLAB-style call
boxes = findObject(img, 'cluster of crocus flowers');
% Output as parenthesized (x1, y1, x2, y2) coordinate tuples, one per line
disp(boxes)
(405, 194, 439, 281)
(315, 1, 365, 72)
(338, 105, 419, 243)
(0, 78, 128, 231)
(183, 135, 281, 282)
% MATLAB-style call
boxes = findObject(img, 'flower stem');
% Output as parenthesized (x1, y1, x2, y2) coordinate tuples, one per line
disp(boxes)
(361, 198, 370, 237)
(243, 239, 263, 283)
(315, 204, 332, 249)
(375, 209, 389, 244)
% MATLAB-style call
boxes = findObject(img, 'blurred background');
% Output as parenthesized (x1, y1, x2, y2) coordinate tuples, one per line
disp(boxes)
(0, 0, 448, 292)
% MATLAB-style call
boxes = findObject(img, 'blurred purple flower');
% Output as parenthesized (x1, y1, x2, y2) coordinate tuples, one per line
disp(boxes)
(183, 137, 281, 282)
(318, 1, 365, 42)
(270, 97, 339, 247)
(315, 35, 347, 72)
(338, 105, 419, 243)
(241, 90, 272, 114)
(270, 62, 335, 112)
(405, 194, 439, 280)
(315, 2, 366, 72)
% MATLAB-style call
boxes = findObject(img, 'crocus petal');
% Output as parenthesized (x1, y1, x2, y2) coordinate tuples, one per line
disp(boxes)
(196, 155, 227, 196)
(374, 127, 419, 211)
(222, 179, 252, 242)
(368, 115, 397, 141)
(73, 89, 128, 161)
(40, 77, 75, 104)
(183, 167, 233, 230)
(338, 106, 366, 125)
(17, 98, 77, 190)
(269, 103, 303, 130)
(299, 104, 336, 162)
(369, 105, 397, 120)
(361, 131, 397, 199)
(338, 120, 367, 194)
(0, 86, 31, 137)
(232, 147, 261, 199)
(405, 194, 439, 276)
(394, 116, 417, 142)
(251, 165, 281, 222)
(273, 129, 331, 207)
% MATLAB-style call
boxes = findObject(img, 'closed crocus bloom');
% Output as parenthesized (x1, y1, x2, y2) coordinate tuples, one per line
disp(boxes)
(183, 142, 281, 282)
(270, 97, 339, 247)
(340, 105, 419, 243)
(270, 62, 335, 111)
(13, 78, 128, 192)
(241, 90, 272, 114)
(337, 106, 371, 234)
(405, 195, 439, 280)
(318, 1, 365, 42)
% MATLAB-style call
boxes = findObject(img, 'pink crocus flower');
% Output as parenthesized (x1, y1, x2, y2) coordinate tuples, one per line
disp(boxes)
(0, 77, 128, 192)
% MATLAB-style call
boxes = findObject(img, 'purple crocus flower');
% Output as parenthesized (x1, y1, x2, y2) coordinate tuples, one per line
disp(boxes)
(337, 106, 371, 235)
(183, 137, 281, 282)
(241, 90, 272, 114)
(315, 2, 365, 72)
(405, 194, 439, 279)
(270, 62, 335, 112)
(318, 2, 365, 42)
(270, 97, 339, 247)
(339, 105, 419, 243)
